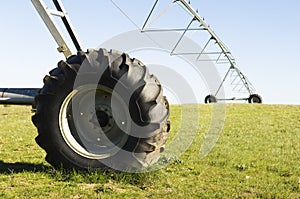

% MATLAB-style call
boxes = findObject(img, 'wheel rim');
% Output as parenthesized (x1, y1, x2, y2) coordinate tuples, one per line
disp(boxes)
(59, 85, 130, 159)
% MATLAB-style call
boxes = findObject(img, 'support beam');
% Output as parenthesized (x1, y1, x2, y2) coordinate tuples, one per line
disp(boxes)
(0, 88, 39, 105)
(31, 0, 83, 57)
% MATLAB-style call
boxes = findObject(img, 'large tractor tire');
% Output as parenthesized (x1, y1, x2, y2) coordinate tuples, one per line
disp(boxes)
(204, 95, 217, 104)
(248, 94, 262, 104)
(32, 48, 170, 171)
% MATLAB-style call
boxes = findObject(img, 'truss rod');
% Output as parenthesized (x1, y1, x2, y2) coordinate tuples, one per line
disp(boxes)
(142, 27, 205, 32)
(215, 67, 232, 96)
(171, 52, 228, 55)
(142, 0, 159, 30)
(216, 52, 223, 63)
(197, 38, 211, 61)
(171, 17, 195, 55)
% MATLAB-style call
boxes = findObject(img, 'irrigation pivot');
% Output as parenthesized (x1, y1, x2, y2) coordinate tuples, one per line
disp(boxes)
(141, 0, 262, 103)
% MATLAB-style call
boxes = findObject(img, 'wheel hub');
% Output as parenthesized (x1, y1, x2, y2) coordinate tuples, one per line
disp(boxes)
(90, 105, 114, 132)
(97, 110, 109, 127)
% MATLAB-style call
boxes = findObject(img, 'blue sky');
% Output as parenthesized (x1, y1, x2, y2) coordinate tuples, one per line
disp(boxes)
(0, 0, 299, 104)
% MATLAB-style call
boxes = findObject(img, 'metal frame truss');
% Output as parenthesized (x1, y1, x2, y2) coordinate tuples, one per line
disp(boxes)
(141, 0, 257, 101)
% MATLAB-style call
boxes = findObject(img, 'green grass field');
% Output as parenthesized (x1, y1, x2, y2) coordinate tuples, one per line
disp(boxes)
(0, 104, 299, 198)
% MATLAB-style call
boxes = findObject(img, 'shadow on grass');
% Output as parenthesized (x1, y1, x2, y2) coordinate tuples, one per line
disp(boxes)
(0, 160, 51, 174)
(0, 160, 153, 186)
(48, 168, 155, 186)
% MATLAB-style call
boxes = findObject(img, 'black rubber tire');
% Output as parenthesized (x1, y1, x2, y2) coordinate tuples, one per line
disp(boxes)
(248, 94, 262, 104)
(204, 95, 217, 104)
(32, 48, 170, 171)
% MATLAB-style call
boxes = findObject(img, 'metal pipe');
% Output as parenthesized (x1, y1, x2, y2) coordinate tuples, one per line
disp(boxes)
(31, 0, 72, 58)
(0, 88, 39, 105)
(53, 0, 83, 52)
